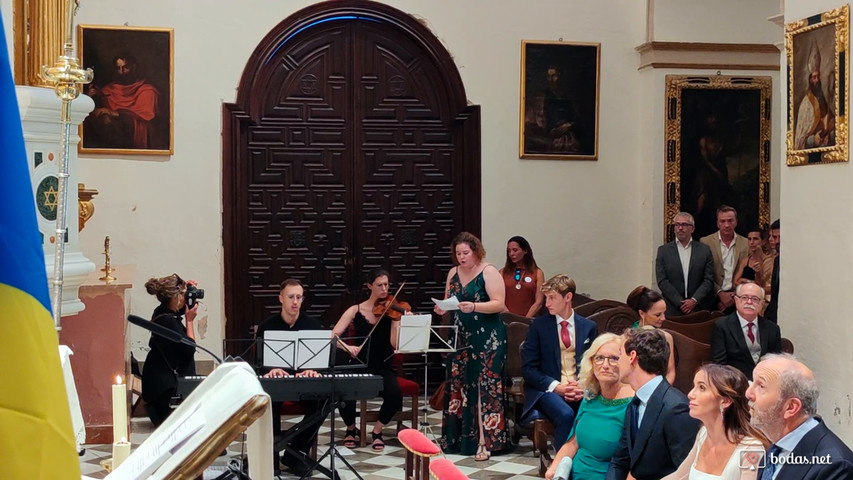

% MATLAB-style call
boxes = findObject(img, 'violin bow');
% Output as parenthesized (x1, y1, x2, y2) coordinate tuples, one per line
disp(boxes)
(358, 281, 406, 351)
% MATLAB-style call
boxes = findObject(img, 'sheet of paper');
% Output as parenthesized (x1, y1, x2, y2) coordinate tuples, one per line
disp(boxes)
(431, 296, 460, 311)
(396, 314, 432, 352)
(262, 330, 331, 370)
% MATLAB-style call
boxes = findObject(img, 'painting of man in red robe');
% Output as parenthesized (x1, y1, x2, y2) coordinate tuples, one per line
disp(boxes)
(80, 27, 172, 154)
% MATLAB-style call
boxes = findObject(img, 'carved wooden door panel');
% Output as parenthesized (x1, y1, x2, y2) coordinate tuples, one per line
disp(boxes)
(224, 3, 480, 343)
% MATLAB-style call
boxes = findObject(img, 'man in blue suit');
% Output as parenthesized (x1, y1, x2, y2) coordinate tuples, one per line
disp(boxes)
(606, 328, 699, 480)
(747, 354, 853, 480)
(521, 274, 598, 446)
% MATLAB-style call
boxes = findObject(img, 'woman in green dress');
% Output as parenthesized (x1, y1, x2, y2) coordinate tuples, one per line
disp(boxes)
(546, 333, 635, 480)
(434, 232, 508, 461)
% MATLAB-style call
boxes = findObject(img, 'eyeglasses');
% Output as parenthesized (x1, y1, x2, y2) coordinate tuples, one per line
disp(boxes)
(593, 355, 620, 366)
(285, 294, 305, 301)
(674, 223, 694, 229)
(735, 294, 763, 303)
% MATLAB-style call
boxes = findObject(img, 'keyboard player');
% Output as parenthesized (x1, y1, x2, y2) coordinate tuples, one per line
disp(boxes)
(255, 278, 324, 476)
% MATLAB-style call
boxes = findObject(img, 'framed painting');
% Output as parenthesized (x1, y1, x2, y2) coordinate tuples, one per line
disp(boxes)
(785, 4, 848, 166)
(664, 75, 772, 241)
(519, 40, 600, 160)
(78, 25, 174, 155)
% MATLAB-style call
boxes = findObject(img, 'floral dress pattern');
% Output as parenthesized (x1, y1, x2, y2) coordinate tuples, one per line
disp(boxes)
(440, 269, 508, 454)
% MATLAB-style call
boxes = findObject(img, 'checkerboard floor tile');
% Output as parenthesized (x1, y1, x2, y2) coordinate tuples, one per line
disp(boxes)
(80, 400, 545, 479)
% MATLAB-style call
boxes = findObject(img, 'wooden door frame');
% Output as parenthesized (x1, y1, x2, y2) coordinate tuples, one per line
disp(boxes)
(222, 0, 480, 341)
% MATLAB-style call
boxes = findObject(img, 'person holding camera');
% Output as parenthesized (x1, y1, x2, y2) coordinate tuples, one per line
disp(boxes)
(141, 273, 201, 426)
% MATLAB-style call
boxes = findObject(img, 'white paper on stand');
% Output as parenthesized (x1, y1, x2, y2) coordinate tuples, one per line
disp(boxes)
(396, 314, 432, 352)
(431, 296, 460, 311)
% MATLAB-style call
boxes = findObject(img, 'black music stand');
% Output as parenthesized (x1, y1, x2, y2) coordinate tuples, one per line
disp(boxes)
(261, 332, 369, 480)
(395, 316, 457, 442)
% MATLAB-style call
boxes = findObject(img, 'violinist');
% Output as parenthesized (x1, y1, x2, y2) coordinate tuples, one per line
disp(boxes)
(331, 268, 408, 451)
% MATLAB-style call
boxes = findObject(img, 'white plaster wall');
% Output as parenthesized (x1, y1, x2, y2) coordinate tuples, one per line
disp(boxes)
(652, 0, 781, 44)
(781, 0, 853, 445)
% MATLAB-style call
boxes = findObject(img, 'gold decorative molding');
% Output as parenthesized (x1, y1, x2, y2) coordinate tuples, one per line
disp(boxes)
(13, 0, 73, 86)
(77, 183, 98, 231)
(785, 4, 848, 166)
(636, 42, 780, 71)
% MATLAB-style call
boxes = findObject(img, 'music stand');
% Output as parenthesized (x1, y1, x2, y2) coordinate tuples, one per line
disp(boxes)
(395, 315, 457, 441)
(261, 331, 368, 480)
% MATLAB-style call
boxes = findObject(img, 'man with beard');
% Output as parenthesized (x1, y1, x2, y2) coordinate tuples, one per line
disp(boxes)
(746, 354, 853, 479)
(710, 282, 781, 380)
(794, 41, 835, 150)
(543, 65, 585, 154)
(85, 53, 162, 149)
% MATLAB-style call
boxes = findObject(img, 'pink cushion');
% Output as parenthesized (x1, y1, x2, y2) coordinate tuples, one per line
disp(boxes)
(429, 458, 469, 480)
(397, 377, 420, 396)
(397, 428, 440, 456)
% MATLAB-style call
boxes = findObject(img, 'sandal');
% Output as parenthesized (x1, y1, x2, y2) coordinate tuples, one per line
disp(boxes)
(474, 444, 491, 461)
(343, 427, 359, 448)
(371, 431, 385, 451)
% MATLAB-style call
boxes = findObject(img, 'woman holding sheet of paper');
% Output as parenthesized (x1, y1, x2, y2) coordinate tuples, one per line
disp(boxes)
(434, 232, 508, 460)
(332, 268, 406, 451)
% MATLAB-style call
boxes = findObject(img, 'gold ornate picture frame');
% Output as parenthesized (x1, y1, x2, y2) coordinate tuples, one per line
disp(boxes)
(78, 25, 174, 155)
(519, 40, 600, 160)
(664, 75, 772, 242)
(786, 5, 848, 166)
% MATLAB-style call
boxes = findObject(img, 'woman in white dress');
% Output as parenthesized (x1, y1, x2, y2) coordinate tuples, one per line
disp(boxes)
(663, 364, 769, 480)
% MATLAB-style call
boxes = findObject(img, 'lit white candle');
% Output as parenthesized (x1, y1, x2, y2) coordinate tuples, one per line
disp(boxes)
(112, 375, 128, 442)
(112, 438, 131, 469)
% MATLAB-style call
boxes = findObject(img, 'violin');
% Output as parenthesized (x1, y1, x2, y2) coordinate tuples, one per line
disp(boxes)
(373, 297, 412, 321)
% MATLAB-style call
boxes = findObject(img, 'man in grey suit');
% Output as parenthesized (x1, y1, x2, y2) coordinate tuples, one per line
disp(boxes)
(656, 212, 715, 316)
(700, 205, 749, 313)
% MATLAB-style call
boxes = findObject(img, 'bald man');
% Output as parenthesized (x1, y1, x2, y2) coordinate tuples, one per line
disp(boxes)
(746, 354, 853, 479)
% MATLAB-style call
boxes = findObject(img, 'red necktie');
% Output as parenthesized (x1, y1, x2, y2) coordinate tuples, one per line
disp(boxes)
(747, 322, 755, 344)
(560, 320, 572, 349)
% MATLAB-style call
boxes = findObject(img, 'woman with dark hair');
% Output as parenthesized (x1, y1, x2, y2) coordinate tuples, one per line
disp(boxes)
(434, 232, 508, 460)
(663, 364, 768, 479)
(733, 229, 772, 292)
(500, 235, 545, 317)
(141, 273, 198, 426)
(331, 268, 405, 451)
(626, 285, 676, 384)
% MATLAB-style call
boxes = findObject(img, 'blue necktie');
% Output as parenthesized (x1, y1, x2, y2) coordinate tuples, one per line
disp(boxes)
(760, 444, 783, 480)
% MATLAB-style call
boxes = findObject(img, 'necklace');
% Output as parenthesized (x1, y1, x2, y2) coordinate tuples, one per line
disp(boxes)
(514, 268, 523, 289)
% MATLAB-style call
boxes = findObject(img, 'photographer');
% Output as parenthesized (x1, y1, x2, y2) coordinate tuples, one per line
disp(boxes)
(141, 273, 203, 426)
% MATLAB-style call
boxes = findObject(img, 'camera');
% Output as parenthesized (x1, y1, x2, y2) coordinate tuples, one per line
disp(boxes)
(185, 284, 205, 308)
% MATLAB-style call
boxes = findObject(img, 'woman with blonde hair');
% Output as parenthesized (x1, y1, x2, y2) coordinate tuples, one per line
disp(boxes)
(662, 364, 768, 480)
(546, 333, 635, 480)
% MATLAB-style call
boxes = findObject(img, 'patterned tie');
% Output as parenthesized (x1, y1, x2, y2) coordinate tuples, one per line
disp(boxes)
(759, 444, 782, 480)
(747, 322, 756, 344)
(560, 320, 572, 349)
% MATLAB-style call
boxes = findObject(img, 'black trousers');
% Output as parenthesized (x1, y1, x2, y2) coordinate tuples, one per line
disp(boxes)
(338, 367, 403, 427)
(272, 399, 324, 466)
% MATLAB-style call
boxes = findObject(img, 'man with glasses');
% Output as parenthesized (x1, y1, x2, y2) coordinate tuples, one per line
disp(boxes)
(655, 212, 715, 316)
(255, 278, 324, 476)
(521, 274, 598, 447)
(710, 281, 781, 380)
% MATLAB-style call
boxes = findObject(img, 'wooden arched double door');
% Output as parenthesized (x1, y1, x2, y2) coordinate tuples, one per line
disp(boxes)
(223, 1, 481, 340)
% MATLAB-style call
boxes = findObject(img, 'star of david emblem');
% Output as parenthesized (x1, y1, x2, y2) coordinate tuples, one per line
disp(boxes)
(43, 186, 58, 211)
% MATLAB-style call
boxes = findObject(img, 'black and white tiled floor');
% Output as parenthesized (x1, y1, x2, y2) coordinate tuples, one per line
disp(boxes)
(79, 401, 544, 479)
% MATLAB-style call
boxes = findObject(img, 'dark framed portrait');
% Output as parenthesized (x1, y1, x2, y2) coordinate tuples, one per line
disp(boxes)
(664, 75, 772, 241)
(786, 4, 848, 166)
(519, 40, 600, 160)
(78, 25, 174, 155)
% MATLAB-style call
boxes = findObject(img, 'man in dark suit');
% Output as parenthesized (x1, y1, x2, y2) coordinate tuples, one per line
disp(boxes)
(606, 328, 700, 480)
(656, 212, 716, 316)
(747, 354, 853, 479)
(521, 274, 598, 446)
(764, 219, 780, 323)
(710, 281, 781, 380)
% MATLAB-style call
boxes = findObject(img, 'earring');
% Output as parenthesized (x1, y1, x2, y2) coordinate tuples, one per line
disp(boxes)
(719, 404, 725, 417)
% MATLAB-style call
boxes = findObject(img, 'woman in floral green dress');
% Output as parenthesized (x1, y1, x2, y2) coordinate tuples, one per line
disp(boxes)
(434, 232, 508, 460)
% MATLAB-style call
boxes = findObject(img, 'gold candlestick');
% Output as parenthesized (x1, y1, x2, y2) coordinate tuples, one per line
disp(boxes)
(99, 235, 116, 282)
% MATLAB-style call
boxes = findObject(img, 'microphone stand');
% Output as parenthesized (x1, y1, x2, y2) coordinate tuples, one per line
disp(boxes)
(127, 314, 224, 365)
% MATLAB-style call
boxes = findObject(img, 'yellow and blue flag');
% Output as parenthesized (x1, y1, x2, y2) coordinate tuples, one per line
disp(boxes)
(0, 13, 81, 479)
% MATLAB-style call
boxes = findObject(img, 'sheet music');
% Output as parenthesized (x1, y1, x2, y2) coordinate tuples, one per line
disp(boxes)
(263, 330, 331, 370)
(396, 314, 432, 352)
(431, 295, 460, 311)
